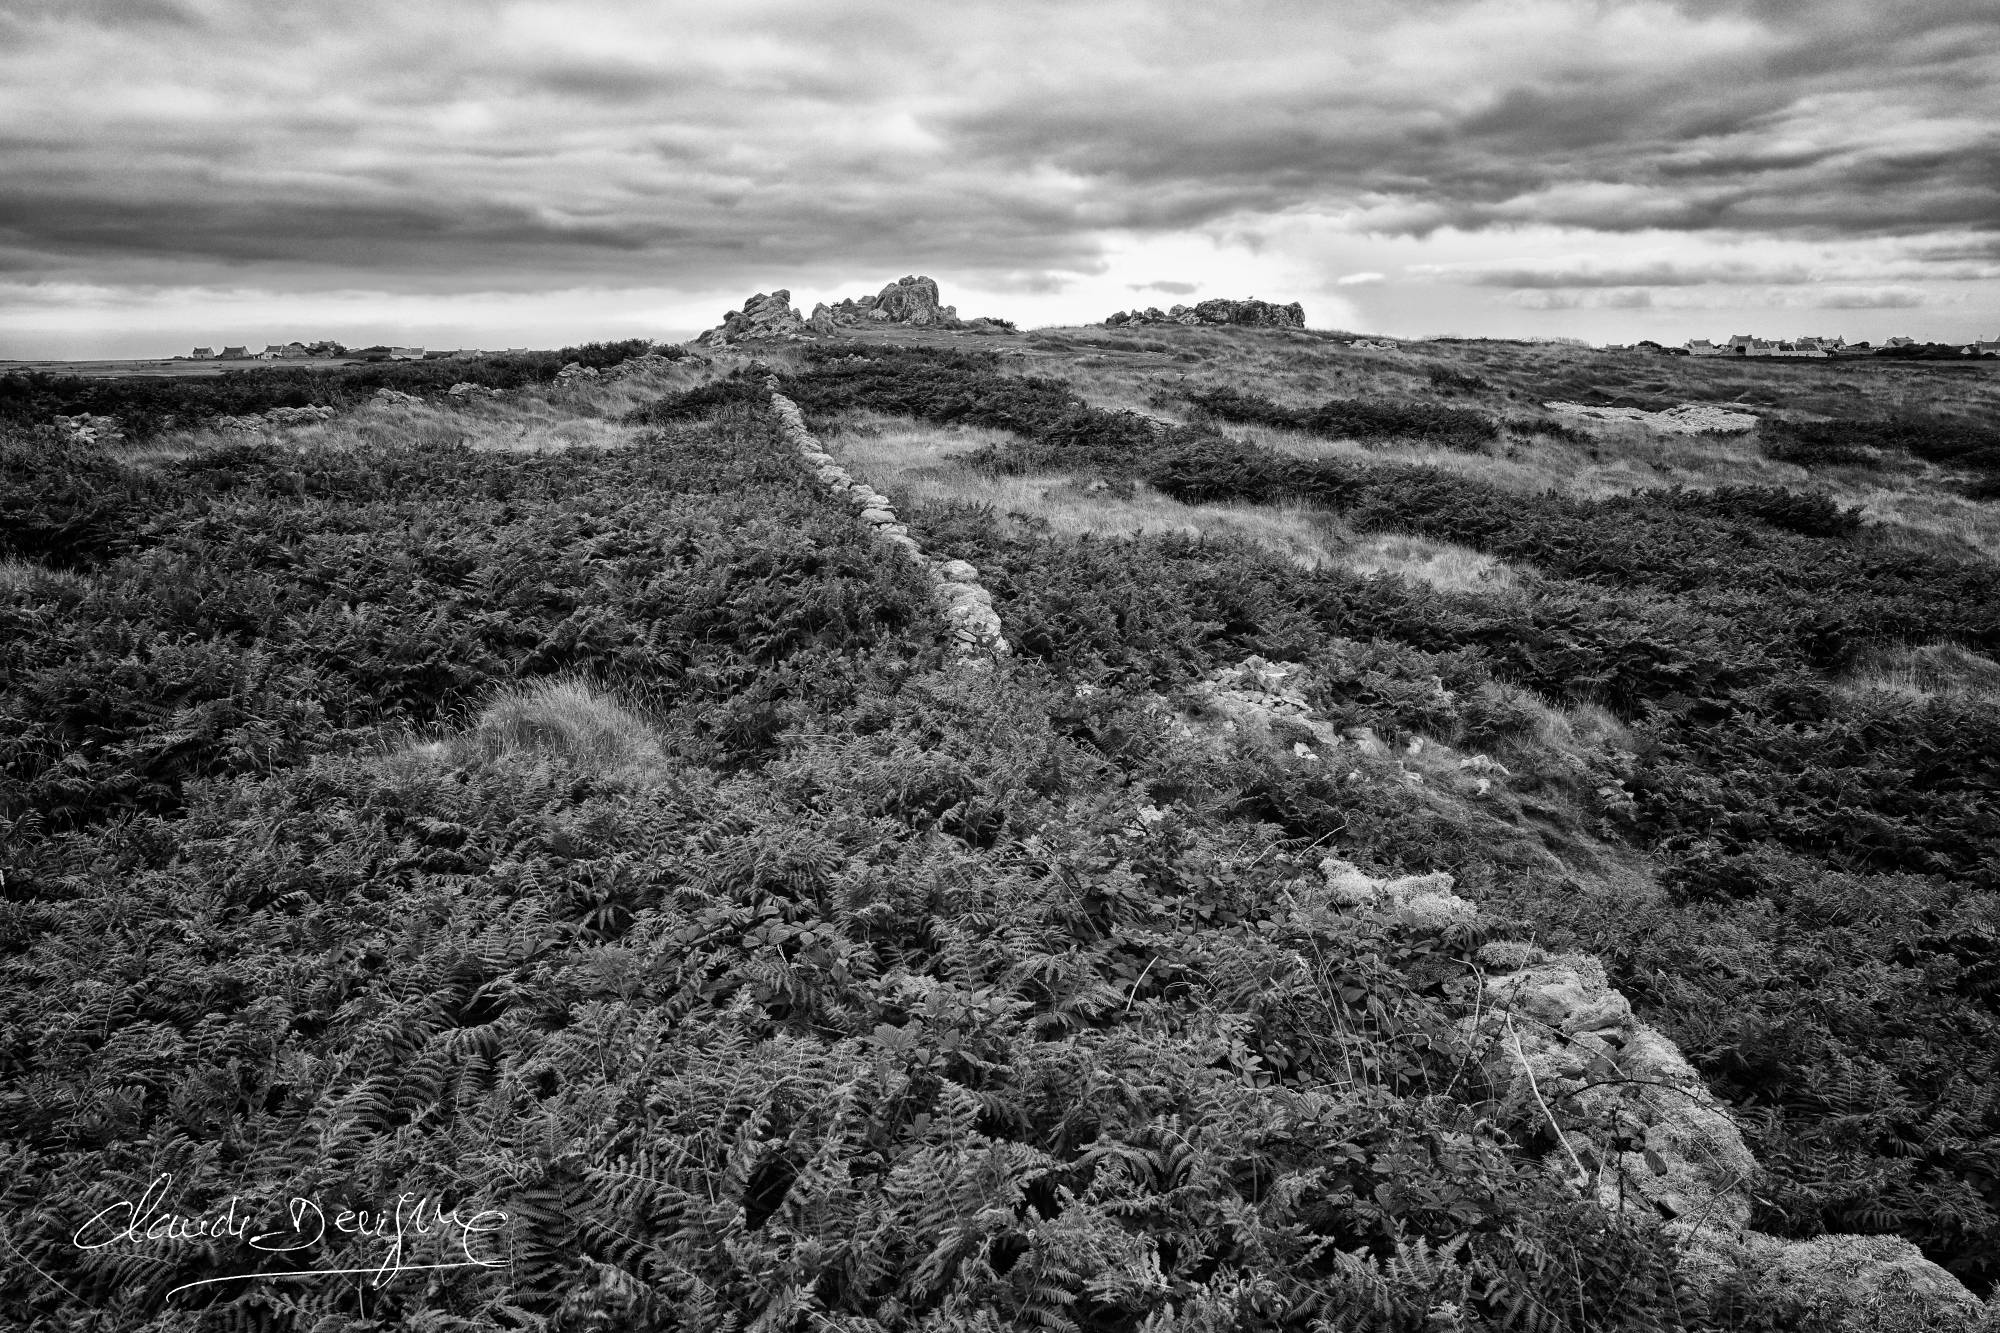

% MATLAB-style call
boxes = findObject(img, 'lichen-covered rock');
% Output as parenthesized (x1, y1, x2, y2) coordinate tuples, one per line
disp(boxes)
(1484, 955, 1633, 1036)
(1320, 858, 1476, 928)
(1760, 1232, 1976, 1320)
(939, 582, 994, 608)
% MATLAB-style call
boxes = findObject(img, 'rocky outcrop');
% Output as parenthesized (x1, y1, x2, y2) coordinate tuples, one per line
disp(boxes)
(694, 290, 813, 348)
(601, 349, 698, 380)
(371, 388, 423, 407)
(699, 277, 1013, 345)
(808, 275, 958, 330)
(1180, 655, 1989, 1332)
(446, 382, 506, 400)
(1106, 298, 1305, 330)
(549, 351, 696, 386)
(763, 379, 1009, 660)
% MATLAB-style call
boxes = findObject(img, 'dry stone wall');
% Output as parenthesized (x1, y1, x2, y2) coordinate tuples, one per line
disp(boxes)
(763, 379, 1008, 660)
(51, 413, 125, 445)
(1181, 654, 1988, 1332)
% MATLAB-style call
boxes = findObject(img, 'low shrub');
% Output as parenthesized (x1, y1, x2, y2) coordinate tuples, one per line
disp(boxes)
(0, 341, 690, 438)
(1762, 415, 2000, 496)
(1188, 385, 1499, 450)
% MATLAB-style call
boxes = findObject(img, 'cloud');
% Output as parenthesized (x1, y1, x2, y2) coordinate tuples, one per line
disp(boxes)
(1413, 258, 1812, 288)
(1811, 285, 1925, 308)
(1131, 280, 1198, 294)
(1, 0, 1996, 351)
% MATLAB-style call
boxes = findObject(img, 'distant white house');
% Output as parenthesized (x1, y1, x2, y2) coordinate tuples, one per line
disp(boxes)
(387, 346, 425, 361)
(1684, 339, 1728, 356)
(190, 347, 215, 359)
(219, 346, 249, 359)
(1713, 334, 1827, 357)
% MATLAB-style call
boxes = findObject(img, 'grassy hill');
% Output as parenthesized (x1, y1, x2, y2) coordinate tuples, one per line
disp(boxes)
(2, 330, 1996, 1331)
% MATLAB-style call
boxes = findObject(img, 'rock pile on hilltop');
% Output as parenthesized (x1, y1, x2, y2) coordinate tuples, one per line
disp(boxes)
(695, 291, 812, 348)
(696, 277, 1013, 347)
(1105, 297, 1305, 329)
(809, 275, 968, 332)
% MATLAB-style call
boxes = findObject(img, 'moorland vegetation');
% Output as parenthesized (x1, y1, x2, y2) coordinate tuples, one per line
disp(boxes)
(0, 339, 678, 442)
(2, 327, 1997, 1331)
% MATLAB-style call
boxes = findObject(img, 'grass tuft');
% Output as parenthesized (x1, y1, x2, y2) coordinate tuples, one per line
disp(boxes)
(412, 676, 671, 780)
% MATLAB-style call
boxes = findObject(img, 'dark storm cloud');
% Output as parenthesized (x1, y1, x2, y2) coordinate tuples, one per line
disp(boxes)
(1, 0, 1995, 300)
(1428, 260, 1814, 288)
(936, 1, 1999, 243)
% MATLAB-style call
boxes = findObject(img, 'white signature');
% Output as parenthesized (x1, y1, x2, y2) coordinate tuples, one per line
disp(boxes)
(72, 1174, 508, 1299)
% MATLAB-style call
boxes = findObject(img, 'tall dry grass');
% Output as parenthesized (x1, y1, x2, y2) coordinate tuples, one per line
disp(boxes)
(395, 676, 671, 784)
(119, 359, 718, 466)
(820, 410, 1519, 593)
(1834, 641, 2000, 704)
(1016, 324, 2000, 564)
(0, 556, 89, 595)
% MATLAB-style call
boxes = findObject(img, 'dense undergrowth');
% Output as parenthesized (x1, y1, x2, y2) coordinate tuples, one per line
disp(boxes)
(1183, 386, 1498, 453)
(760, 344, 2000, 1292)
(1760, 416, 2000, 498)
(0, 339, 680, 440)
(2, 403, 1761, 1330)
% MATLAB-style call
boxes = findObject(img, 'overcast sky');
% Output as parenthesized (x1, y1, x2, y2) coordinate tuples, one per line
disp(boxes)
(4, 0, 1997, 356)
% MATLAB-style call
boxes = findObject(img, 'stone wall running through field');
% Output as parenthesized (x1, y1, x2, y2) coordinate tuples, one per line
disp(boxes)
(1180, 656, 1989, 1333)
(764, 379, 1009, 661)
